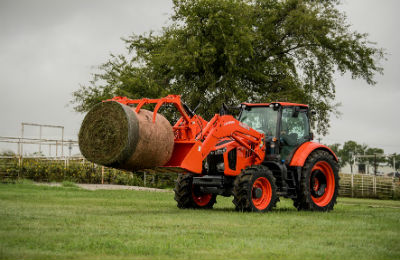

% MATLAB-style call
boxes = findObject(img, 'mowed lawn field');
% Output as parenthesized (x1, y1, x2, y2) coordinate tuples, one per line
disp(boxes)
(0, 182, 399, 260)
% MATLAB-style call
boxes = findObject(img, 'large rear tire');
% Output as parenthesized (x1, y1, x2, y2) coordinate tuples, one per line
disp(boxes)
(233, 165, 278, 212)
(174, 173, 216, 209)
(293, 150, 339, 211)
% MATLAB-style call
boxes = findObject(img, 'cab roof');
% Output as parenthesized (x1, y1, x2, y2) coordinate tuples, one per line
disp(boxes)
(241, 102, 308, 108)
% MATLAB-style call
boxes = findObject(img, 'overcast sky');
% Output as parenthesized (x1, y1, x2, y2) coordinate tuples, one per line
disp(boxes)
(0, 0, 399, 155)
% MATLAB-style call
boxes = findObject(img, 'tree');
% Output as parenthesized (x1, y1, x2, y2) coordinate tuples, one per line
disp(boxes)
(30, 151, 45, 157)
(337, 140, 367, 171)
(72, 0, 384, 135)
(0, 150, 15, 157)
(364, 147, 385, 174)
(387, 153, 400, 171)
(328, 143, 341, 157)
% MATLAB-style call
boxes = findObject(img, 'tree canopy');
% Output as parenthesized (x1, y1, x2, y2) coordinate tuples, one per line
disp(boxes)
(72, 0, 384, 135)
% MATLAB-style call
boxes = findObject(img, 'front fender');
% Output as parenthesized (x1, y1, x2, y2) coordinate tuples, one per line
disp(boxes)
(289, 142, 338, 167)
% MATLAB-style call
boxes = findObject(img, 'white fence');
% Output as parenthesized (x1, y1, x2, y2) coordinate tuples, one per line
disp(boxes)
(339, 173, 400, 199)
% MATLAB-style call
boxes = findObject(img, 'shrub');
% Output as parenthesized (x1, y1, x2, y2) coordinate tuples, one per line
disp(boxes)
(0, 158, 176, 188)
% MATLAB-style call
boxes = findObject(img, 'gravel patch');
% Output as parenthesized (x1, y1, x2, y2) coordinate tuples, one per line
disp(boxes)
(76, 183, 172, 192)
(35, 182, 172, 192)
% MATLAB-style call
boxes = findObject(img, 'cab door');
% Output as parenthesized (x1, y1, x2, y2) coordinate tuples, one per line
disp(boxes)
(279, 106, 311, 161)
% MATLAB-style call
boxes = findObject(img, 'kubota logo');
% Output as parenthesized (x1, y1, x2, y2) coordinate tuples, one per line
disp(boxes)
(224, 121, 235, 126)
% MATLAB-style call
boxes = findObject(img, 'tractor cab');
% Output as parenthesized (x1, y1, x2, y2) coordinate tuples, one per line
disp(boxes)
(238, 102, 312, 162)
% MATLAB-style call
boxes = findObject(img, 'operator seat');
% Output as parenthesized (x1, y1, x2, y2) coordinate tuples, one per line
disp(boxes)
(282, 133, 298, 146)
(280, 132, 298, 161)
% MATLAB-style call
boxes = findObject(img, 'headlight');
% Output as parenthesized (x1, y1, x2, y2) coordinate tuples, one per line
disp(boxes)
(216, 162, 225, 172)
(204, 161, 209, 171)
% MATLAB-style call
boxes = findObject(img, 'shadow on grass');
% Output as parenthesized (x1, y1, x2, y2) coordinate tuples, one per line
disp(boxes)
(109, 205, 299, 216)
(273, 207, 298, 212)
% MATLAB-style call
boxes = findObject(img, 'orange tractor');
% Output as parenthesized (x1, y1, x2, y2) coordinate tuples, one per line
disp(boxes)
(101, 95, 339, 212)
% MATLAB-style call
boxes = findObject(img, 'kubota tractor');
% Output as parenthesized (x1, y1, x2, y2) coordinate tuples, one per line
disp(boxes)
(99, 95, 340, 212)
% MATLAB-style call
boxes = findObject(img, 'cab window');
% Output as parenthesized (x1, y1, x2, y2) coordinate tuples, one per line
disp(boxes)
(280, 107, 310, 160)
(239, 106, 278, 137)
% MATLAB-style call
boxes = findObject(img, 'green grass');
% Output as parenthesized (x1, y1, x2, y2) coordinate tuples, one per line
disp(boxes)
(0, 183, 399, 260)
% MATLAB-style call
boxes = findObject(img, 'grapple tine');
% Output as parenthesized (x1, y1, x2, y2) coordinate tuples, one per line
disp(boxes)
(135, 99, 148, 113)
(109, 95, 192, 123)
(153, 100, 165, 123)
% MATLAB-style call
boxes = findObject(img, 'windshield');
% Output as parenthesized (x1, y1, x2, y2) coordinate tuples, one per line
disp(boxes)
(239, 106, 278, 136)
(281, 107, 310, 144)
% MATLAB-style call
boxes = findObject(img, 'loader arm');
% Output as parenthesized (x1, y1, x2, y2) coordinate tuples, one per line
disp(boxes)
(105, 95, 265, 174)
(200, 114, 265, 160)
(165, 114, 265, 174)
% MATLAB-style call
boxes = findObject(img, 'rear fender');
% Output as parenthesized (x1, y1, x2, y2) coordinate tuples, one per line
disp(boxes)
(289, 142, 338, 167)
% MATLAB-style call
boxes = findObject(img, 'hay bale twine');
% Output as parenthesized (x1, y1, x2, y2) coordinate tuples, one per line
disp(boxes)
(78, 101, 174, 171)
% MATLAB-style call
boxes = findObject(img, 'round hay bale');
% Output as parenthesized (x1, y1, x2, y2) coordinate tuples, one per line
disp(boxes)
(78, 101, 174, 171)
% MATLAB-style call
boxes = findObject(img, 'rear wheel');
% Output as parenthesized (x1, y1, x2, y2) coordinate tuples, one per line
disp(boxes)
(174, 173, 216, 209)
(293, 150, 339, 211)
(233, 165, 278, 212)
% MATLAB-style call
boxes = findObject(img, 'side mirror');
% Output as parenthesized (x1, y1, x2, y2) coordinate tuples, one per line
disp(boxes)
(219, 103, 229, 115)
(270, 103, 280, 111)
(192, 102, 201, 113)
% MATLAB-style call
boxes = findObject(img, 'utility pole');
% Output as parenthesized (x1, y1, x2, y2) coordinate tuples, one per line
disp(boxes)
(349, 152, 353, 174)
(364, 150, 367, 174)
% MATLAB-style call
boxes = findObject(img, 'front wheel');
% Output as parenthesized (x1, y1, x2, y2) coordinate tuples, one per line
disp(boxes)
(174, 173, 216, 209)
(233, 165, 278, 212)
(293, 150, 339, 211)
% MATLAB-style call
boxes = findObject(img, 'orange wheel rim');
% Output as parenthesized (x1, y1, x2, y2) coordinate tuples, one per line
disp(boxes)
(192, 186, 212, 207)
(313, 178, 320, 191)
(310, 161, 335, 207)
(251, 177, 272, 210)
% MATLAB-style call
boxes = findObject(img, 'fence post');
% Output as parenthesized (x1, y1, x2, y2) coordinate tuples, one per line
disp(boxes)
(361, 174, 364, 197)
(18, 155, 21, 179)
(101, 166, 104, 184)
(393, 177, 396, 199)
(91, 163, 95, 183)
(373, 175, 377, 196)
(55, 141, 58, 157)
(144, 172, 146, 187)
(351, 173, 354, 198)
